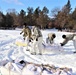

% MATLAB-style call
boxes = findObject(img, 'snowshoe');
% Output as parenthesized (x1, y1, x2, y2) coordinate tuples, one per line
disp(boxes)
(37, 53, 42, 55)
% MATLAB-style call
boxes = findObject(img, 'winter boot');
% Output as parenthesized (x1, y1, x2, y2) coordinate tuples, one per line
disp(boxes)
(31, 52, 36, 55)
(73, 51, 76, 53)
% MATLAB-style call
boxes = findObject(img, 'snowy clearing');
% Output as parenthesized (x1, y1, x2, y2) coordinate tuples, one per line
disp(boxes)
(0, 29, 76, 75)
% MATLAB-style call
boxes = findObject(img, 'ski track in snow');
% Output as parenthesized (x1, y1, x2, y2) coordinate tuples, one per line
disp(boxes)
(0, 30, 76, 74)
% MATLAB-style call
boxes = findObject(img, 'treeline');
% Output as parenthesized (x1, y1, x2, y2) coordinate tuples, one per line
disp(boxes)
(0, 0, 76, 30)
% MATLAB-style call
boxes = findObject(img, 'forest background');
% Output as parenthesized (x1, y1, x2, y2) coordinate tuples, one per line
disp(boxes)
(0, 0, 76, 31)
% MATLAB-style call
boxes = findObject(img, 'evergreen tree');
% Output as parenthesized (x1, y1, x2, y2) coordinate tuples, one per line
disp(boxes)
(34, 7, 40, 18)
(71, 8, 76, 20)
(37, 11, 49, 29)
(70, 8, 76, 29)
(26, 7, 34, 25)
(19, 9, 26, 26)
(32, 7, 41, 26)
(42, 6, 49, 15)
(5, 13, 14, 28)
(0, 12, 6, 27)
(62, 0, 71, 15)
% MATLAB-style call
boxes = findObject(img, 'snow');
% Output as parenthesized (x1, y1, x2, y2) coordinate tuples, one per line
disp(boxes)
(0, 29, 76, 75)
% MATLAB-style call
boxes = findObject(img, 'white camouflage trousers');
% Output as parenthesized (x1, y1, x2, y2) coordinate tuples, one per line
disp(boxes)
(24, 36, 30, 50)
(30, 37, 43, 54)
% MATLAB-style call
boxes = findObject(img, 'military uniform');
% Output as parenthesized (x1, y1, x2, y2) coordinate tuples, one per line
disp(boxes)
(30, 26, 43, 55)
(20, 25, 32, 50)
(61, 34, 75, 46)
(20, 26, 31, 40)
(46, 33, 56, 44)
(61, 34, 76, 53)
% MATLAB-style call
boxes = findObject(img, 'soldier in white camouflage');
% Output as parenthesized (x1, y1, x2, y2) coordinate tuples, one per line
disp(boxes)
(20, 23, 31, 40)
(30, 26, 43, 55)
(20, 23, 32, 51)
(60, 33, 76, 53)
(46, 33, 56, 45)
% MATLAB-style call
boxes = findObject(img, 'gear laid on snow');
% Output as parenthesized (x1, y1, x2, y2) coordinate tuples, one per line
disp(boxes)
(2, 58, 72, 75)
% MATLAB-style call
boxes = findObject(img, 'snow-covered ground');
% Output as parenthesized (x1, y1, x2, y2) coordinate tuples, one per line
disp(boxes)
(0, 29, 76, 75)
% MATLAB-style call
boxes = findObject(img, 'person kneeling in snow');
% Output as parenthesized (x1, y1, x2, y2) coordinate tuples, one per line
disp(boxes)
(60, 33, 76, 53)
(30, 26, 43, 55)
(46, 33, 56, 45)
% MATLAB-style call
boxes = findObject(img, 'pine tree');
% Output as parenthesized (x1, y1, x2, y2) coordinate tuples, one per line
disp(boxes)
(72, 8, 76, 19)
(62, 0, 72, 15)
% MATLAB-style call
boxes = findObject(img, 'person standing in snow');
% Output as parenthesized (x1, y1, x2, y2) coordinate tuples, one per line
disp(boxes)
(60, 33, 76, 53)
(20, 22, 32, 50)
(20, 23, 31, 40)
(30, 26, 43, 55)
(46, 33, 56, 45)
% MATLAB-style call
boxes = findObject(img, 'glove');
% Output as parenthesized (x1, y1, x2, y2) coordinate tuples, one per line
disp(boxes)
(29, 39, 31, 42)
(30, 38, 33, 40)
(20, 33, 21, 35)
(60, 43, 64, 46)
(36, 38, 38, 41)
(23, 38, 25, 40)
